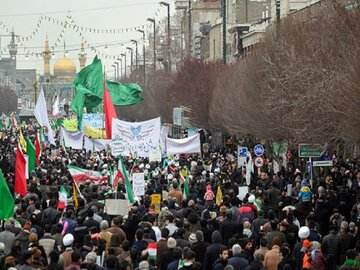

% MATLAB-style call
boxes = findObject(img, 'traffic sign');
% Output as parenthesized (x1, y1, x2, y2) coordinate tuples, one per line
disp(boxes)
(254, 144, 264, 157)
(237, 146, 248, 167)
(254, 157, 264, 168)
(298, 144, 324, 157)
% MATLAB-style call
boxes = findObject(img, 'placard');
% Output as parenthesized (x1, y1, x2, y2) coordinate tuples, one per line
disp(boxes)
(132, 173, 145, 196)
(151, 194, 161, 214)
(238, 186, 249, 200)
(149, 151, 162, 162)
(105, 199, 129, 216)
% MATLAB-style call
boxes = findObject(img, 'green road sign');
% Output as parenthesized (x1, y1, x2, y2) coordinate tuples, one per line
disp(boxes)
(298, 144, 324, 157)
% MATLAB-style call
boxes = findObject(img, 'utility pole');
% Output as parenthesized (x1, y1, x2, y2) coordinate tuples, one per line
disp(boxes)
(137, 29, 146, 86)
(276, 0, 281, 22)
(188, 0, 192, 58)
(147, 18, 156, 70)
(160, 2, 171, 71)
(131, 40, 138, 70)
(33, 82, 38, 106)
(222, 0, 227, 64)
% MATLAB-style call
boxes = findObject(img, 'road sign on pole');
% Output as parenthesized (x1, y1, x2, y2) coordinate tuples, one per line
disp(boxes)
(298, 144, 324, 157)
(254, 144, 264, 157)
(254, 157, 264, 168)
(237, 146, 248, 167)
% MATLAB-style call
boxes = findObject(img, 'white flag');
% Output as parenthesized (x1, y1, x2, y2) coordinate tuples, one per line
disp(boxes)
(60, 128, 84, 150)
(34, 87, 56, 145)
(52, 95, 60, 116)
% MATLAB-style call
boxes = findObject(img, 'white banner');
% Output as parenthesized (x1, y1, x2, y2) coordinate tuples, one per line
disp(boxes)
(60, 128, 84, 149)
(111, 117, 161, 157)
(166, 134, 201, 155)
(84, 136, 111, 152)
(132, 173, 145, 196)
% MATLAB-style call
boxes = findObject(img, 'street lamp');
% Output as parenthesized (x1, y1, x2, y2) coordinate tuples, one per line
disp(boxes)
(126, 47, 133, 73)
(114, 62, 119, 81)
(121, 53, 127, 79)
(137, 29, 146, 85)
(111, 64, 117, 80)
(117, 58, 123, 80)
(131, 39, 138, 70)
(147, 18, 156, 70)
(160, 1, 171, 71)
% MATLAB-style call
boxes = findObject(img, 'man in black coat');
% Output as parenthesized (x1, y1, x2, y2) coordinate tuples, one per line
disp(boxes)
(203, 230, 226, 270)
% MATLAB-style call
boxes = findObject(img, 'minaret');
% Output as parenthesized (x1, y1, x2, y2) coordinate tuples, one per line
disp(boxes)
(43, 34, 51, 80)
(78, 42, 86, 70)
(8, 31, 17, 85)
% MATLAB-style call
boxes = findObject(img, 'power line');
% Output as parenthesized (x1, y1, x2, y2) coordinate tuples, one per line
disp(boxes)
(0, 2, 160, 17)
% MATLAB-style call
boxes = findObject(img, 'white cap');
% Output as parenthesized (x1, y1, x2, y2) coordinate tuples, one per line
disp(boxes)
(191, 161, 197, 167)
(298, 226, 310, 239)
(63, 233, 74, 246)
(209, 173, 214, 178)
(202, 170, 207, 176)
(175, 162, 180, 167)
(153, 170, 159, 177)
(167, 174, 174, 180)
(214, 168, 220, 174)
(248, 194, 255, 204)
(139, 163, 144, 169)
(145, 164, 151, 169)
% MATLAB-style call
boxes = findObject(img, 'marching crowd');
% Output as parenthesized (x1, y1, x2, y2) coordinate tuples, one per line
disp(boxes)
(1, 126, 360, 270)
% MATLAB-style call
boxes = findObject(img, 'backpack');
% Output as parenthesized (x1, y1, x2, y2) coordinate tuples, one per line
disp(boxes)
(238, 205, 254, 223)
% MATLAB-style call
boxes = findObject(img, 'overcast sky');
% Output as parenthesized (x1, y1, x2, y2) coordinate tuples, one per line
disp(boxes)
(0, 0, 174, 77)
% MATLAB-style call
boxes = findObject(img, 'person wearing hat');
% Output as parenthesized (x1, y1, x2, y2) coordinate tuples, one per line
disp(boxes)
(159, 237, 177, 270)
(59, 233, 74, 268)
(203, 231, 226, 270)
(190, 230, 208, 269)
(309, 241, 326, 270)
(293, 226, 310, 270)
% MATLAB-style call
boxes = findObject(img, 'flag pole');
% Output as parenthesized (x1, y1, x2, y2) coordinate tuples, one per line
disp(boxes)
(72, 179, 85, 201)
(102, 67, 106, 139)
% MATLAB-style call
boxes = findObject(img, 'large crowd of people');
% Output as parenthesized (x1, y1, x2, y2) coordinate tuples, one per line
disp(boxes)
(1, 126, 360, 270)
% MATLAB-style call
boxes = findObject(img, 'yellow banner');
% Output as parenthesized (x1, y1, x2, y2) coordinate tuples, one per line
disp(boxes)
(63, 118, 78, 132)
(84, 125, 106, 139)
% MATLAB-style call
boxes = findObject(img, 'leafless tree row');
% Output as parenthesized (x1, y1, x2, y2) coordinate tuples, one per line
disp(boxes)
(117, 0, 360, 148)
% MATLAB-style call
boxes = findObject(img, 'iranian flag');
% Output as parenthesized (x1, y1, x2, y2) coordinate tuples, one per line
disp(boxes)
(254, 198, 262, 212)
(67, 165, 108, 185)
(147, 242, 157, 261)
(179, 168, 190, 200)
(58, 186, 69, 209)
(112, 163, 125, 190)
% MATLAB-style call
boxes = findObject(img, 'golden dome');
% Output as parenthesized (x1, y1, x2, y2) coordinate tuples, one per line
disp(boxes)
(53, 56, 76, 75)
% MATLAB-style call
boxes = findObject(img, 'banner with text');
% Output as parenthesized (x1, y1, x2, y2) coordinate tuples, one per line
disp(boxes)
(132, 173, 145, 196)
(166, 134, 201, 155)
(111, 117, 161, 157)
(81, 113, 103, 130)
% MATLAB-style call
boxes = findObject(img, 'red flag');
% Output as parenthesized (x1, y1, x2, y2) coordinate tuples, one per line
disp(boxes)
(35, 132, 41, 166)
(15, 143, 27, 197)
(103, 81, 117, 139)
(112, 169, 125, 190)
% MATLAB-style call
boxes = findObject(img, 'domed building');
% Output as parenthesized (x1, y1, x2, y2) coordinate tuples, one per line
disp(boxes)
(53, 56, 77, 81)
(39, 36, 87, 111)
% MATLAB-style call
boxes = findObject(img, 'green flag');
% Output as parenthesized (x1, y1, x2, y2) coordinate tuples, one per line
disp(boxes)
(0, 120, 3, 130)
(71, 56, 103, 129)
(26, 138, 36, 173)
(70, 56, 144, 129)
(184, 168, 190, 199)
(119, 156, 134, 204)
(106, 81, 143, 106)
(0, 169, 14, 220)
